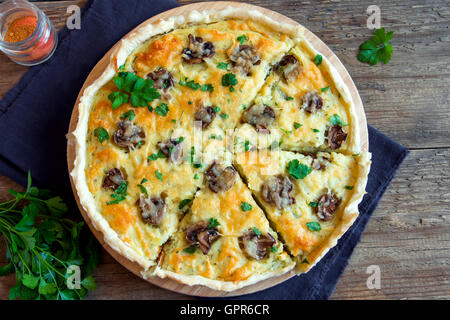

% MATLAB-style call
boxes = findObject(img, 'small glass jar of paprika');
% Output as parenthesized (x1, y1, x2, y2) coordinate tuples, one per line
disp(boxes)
(0, 0, 58, 66)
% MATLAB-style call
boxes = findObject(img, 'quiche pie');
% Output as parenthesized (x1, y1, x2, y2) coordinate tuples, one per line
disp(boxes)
(71, 7, 371, 291)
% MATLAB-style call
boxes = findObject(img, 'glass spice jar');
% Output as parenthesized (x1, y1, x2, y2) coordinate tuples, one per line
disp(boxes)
(0, 0, 58, 66)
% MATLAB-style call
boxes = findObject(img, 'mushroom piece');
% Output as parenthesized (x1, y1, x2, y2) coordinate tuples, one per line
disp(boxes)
(276, 54, 302, 82)
(185, 221, 221, 254)
(136, 195, 166, 226)
(181, 34, 215, 64)
(102, 168, 126, 190)
(194, 106, 217, 129)
(241, 104, 275, 134)
(157, 138, 184, 163)
(308, 153, 330, 171)
(113, 120, 145, 150)
(205, 162, 237, 193)
(147, 67, 174, 92)
(239, 230, 276, 260)
(301, 91, 323, 113)
(315, 191, 341, 221)
(229, 45, 261, 75)
(261, 175, 295, 210)
(326, 125, 348, 150)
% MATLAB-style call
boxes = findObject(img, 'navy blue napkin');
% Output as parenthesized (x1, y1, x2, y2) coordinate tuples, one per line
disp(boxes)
(0, 0, 408, 299)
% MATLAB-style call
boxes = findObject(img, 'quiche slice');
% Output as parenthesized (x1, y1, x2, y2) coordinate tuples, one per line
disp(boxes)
(235, 149, 370, 271)
(154, 150, 294, 291)
(232, 41, 360, 154)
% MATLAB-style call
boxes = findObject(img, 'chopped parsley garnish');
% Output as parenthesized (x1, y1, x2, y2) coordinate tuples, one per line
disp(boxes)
(193, 163, 202, 169)
(213, 106, 220, 113)
(281, 128, 292, 135)
(294, 122, 302, 129)
(217, 62, 229, 70)
(155, 103, 169, 116)
(244, 140, 250, 152)
(313, 54, 322, 66)
(141, 178, 148, 184)
(188, 100, 192, 105)
(121, 110, 135, 121)
(240, 202, 252, 212)
(312, 128, 320, 133)
(306, 221, 321, 231)
(107, 181, 127, 205)
(309, 201, 322, 208)
(178, 199, 192, 210)
(345, 185, 354, 190)
(193, 173, 199, 180)
(148, 150, 166, 161)
(208, 217, 220, 228)
(242, 104, 247, 110)
(109, 72, 160, 109)
(178, 77, 201, 90)
(301, 258, 309, 264)
(94, 127, 109, 143)
(137, 184, 148, 196)
(237, 34, 247, 44)
(201, 84, 214, 93)
(220, 113, 229, 119)
(253, 227, 262, 236)
(321, 86, 330, 93)
(330, 114, 347, 126)
(285, 96, 294, 101)
(222, 72, 237, 92)
(155, 170, 163, 181)
(358, 28, 394, 66)
(209, 134, 223, 140)
(183, 246, 196, 254)
(270, 246, 277, 253)
(287, 159, 312, 180)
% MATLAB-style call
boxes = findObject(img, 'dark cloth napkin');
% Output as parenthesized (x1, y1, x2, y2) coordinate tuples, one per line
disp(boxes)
(0, 0, 408, 299)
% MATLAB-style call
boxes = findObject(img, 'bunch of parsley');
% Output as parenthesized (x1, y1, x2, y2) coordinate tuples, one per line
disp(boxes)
(0, 173, 99, 300)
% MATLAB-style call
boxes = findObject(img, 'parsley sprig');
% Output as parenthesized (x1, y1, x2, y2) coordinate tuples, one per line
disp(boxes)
(358, 28, 394, 66)
(0, 173, 99, 300)
(108, 72, 160, 109)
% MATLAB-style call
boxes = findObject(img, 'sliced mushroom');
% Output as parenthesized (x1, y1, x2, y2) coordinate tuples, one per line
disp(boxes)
(137, 195, 166, 226)
(239, 230, 275, 260)
(308, 153, 330, 171)
(194, 106, 217, 129)
(261, 175, 295, 210)
(157, 138, 183, 163)
(147, 67, 174, 92)
(102, 168, 126, 190)
(182, 34, 215, 64)
(229, 45, 261, 75)
(301, 91, 323, 113)
(315, 191, 341, 221)
(326, 125, 347, 150)
(185, 221, 220, 254)
(242, 104, 275, 134)
(113, 120, 145, 150)
(276, 54, 302, 82)
(205, 162, 237, 193)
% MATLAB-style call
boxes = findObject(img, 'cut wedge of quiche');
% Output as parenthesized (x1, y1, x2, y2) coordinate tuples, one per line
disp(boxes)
(71, 7, 371, 292)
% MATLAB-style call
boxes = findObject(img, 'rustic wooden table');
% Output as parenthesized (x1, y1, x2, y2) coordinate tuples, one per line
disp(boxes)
(0, 0, 449, 300)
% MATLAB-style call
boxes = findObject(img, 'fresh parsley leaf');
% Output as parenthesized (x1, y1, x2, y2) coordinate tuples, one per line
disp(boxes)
(330, 114, 347, 126)
(108, 91, 129, 109)
(237, 34, 247, 44)
(217, 62, 229, 70)
(193, 173, 199, 180)
(309, 201, 322, 208)
(179, 199, 191, 210)
(220, 113, 229, 119)
(312, 128, 320, 133)
(183, 245, 196, 254)
(285, 96, 294, 101)
(148, 150, 166, 161)
(213, 106, 220, 113)
(270, 246, 277, 253)
(287, 159, 312, 180)
(179, 77, 201, 90)
(306, 221, 321, 231)
(121, 110, 135, 121)
(244, 140, 250, 152)
(208, 218, 220, 228)
(155, 170, 163, 181)
(345, 185, 354, 190)
(137, 184, 148, 196)
(155, 103, 169, 116)
(222, 73, 237, 87)
(240, 202, 252, 212)
(358, 28, 394, 66)
(253, 227, 262, 236)
(93, 127, 109, 143)
(201, 84, 214, 93)
(321, 86, 330, 92)
(301, 258, 309, 264)
(294, 122, 302, 129)
(313, 54, 322, 66)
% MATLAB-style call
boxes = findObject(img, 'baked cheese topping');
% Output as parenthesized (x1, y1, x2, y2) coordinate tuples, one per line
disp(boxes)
(75, 14, 371, 291)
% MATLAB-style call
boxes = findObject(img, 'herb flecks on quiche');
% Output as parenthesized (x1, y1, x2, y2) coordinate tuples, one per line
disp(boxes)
(72, 9, 371, 292)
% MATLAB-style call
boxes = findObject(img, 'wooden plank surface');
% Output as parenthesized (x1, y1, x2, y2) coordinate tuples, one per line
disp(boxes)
(0, 0, 449, 300)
